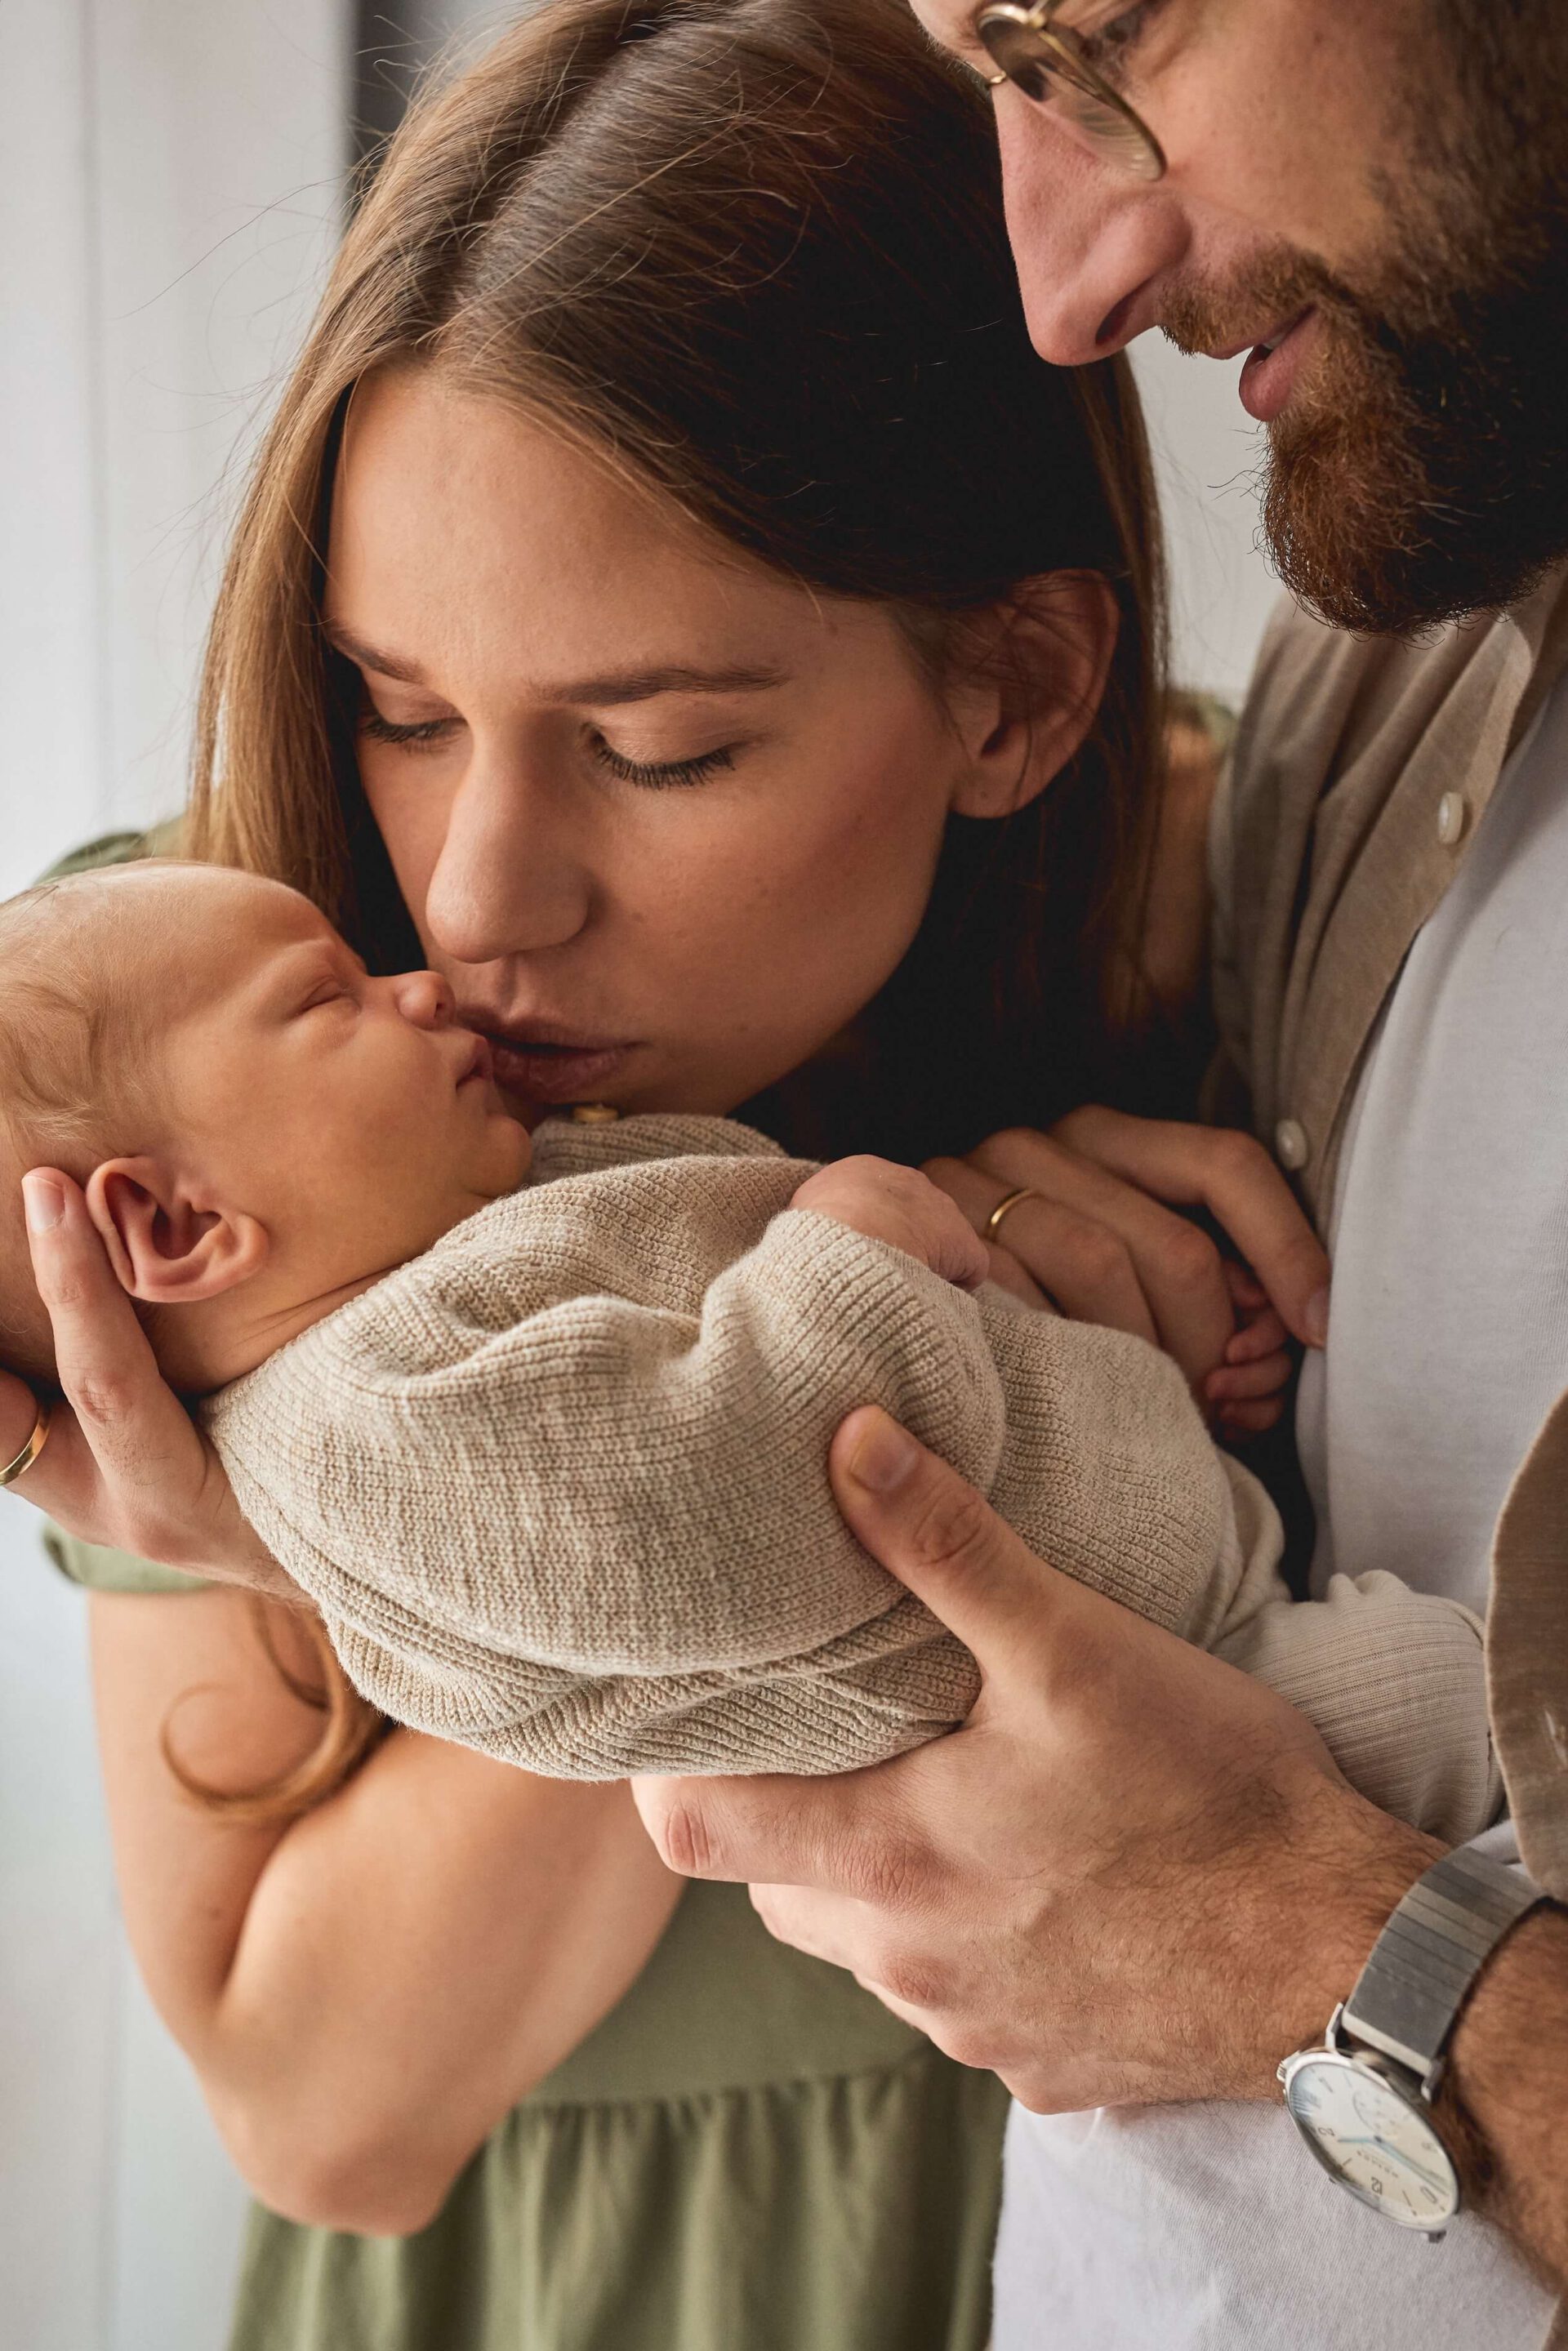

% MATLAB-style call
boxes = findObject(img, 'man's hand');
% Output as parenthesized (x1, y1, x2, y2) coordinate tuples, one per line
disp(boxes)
(635, 1405, 1438, 2113)
(2, 1170, 297, 1600)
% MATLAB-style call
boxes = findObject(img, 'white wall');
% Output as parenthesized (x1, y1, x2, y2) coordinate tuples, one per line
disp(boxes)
(1, 9, 1282, 2347)
(1, 7, 347, 2348)
(1133, 337, 1283, 703)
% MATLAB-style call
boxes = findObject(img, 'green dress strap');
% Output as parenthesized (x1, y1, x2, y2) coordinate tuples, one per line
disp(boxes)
(47, 1526, 209, 1596)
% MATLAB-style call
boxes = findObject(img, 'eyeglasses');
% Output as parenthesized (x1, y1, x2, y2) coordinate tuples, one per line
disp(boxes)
(974, 1, 1166, 181)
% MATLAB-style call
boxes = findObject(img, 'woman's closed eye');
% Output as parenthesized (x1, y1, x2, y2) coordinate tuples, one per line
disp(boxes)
(358, 699, 739, 789)
(592, 735, 737, 791)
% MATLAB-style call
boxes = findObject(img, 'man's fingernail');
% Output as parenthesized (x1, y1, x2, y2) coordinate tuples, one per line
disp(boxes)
(23, 1175, 65, 1233)
(1303, 1286, 1330, 1348)
(845, 1410, 920, 1495)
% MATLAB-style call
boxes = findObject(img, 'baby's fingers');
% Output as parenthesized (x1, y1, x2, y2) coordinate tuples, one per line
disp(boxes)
(1216, 1397, 1286, 1439)
(1225, 1306, 1289, 1365)
(1205, 1350, 1292, 1407)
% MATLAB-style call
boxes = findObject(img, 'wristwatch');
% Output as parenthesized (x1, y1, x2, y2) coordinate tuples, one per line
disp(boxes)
(1277, 1844, 1548, 2238)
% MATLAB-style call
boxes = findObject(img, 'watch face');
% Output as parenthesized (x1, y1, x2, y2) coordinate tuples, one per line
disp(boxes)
(1283, 2053, 1459, 2230)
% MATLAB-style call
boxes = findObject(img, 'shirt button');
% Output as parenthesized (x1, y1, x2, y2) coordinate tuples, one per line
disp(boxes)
(1436, 790, 1468, 847)
(1275, 1118, 1309, 1171)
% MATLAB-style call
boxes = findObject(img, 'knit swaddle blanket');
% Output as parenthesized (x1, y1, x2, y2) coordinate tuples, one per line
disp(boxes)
(204, 1115, 1494, 1837)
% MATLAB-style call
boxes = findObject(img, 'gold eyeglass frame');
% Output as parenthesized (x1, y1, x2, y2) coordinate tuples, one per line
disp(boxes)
(973, 2, 1167, 181)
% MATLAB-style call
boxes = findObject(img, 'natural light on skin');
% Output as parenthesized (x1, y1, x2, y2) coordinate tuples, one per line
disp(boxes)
(82, 864, 531, 1391)
(913, 0, 1414, 423)
(324, 370, 1090, 1125)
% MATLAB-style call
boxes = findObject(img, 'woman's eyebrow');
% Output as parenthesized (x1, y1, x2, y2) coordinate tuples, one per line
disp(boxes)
(323, 621, 786, 705)
(545, 663, 789, 706)
(323, 622, 426, 684)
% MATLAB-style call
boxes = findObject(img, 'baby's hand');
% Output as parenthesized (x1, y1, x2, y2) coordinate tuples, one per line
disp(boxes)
(1202, 1260, 1295, 1440)
(791, 1158, 990, 1292)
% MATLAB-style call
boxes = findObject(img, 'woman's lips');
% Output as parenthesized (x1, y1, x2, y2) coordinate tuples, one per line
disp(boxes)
(1238, 308, 1318, 425)
(479, 1031, 637, 1106)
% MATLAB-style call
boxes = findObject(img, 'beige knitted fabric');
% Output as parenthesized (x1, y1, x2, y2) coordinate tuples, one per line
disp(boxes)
(204, 1115, 1493, 1837)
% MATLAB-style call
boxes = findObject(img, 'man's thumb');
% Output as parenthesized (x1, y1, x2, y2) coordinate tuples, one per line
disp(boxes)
(828, 1405, 1062, 1666)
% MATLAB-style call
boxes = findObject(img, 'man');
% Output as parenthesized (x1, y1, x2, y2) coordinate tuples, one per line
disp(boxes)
(635, 2, 1568, 2343)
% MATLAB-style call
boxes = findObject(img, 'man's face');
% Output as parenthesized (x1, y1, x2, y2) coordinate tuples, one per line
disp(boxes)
(912, 0, 1568, 633)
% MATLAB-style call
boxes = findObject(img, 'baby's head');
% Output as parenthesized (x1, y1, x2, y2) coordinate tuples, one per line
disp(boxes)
(0, 863, 529, 1391)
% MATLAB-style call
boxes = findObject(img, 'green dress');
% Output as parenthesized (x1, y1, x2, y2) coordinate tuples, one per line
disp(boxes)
(45, 829, 1005, 2344)
(51, 1509, 1005, 2351)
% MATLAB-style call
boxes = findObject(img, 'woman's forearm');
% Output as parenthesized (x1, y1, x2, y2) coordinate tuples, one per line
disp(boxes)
(92, 1590, 683, 2235)
(200, 1733, 681, 2232)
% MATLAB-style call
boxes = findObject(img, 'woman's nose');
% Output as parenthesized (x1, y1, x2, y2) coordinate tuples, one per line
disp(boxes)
(392, 968, 455, 1029)
(423, 756, 595, 967)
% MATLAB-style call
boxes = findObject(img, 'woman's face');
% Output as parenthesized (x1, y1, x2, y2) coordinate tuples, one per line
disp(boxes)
(324, 371, 987, 1121)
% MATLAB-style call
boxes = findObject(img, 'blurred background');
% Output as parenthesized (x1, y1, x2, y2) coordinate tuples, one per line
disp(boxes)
(2, 3, 1280, 2343)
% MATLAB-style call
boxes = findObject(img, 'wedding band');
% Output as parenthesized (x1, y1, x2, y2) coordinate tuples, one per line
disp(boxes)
(0, 1396, 53, 1488)
(984, 1186, 1040, 1241)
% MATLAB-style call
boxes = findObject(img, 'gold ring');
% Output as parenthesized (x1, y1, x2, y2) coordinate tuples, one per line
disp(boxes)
(0, 1395, 53, 1488)
(985, 1186, 1040, 1241)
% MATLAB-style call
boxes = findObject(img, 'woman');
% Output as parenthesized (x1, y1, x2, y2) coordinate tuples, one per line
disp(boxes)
(23, 1, 1318, 2344)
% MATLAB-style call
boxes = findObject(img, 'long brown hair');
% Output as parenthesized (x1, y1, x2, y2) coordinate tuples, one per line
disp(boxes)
(180, 0, 1169, 1818)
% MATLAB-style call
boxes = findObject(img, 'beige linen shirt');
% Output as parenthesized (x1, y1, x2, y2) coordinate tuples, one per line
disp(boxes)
(1214, 562, 1568, 1903)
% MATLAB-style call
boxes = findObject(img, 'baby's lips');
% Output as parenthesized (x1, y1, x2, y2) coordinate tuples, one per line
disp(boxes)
(457, 1032, 495, 1084)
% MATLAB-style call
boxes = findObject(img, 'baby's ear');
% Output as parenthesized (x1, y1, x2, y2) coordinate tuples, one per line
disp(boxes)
(84, 1158, 269, 1305)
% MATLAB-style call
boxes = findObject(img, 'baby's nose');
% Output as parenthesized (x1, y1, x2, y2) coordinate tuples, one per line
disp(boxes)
(396, 969, 455, 1028)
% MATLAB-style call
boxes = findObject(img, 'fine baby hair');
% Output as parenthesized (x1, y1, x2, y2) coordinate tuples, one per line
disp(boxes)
(0, 865, 178, 1382)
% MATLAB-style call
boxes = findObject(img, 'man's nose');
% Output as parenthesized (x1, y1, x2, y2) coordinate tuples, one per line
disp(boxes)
(996, 98, 1187, 365)
(423, 755, 595, 968)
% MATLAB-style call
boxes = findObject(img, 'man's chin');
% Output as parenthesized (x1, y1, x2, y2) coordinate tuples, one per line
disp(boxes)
(1259, 401, 1568, 638)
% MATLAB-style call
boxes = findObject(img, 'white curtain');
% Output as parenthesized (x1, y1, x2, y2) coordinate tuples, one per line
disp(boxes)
(2, 6, 345, 2346)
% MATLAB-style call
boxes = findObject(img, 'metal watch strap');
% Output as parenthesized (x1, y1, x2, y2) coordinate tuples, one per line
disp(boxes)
(1342, 1845, 1548, 2091)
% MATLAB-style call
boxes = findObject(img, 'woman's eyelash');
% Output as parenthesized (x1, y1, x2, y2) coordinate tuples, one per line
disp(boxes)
(359, 702, 738, 790)
(359, 707, 454, 750)
(593, 741, 737, 791)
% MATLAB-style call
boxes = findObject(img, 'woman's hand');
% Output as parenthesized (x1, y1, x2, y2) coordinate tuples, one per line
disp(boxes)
(5, 1170, 292, 1596)
(924, 1108, 1330, 1435)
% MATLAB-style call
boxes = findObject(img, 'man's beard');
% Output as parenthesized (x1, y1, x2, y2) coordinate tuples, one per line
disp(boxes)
(1163, 13, 1568, 635)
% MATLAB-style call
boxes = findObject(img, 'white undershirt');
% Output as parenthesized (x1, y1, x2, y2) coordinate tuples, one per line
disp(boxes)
(991, 678, 1568, 2350)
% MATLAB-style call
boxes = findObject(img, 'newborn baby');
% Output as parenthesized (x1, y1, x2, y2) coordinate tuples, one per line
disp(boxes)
(2, 862, 1494, 1837)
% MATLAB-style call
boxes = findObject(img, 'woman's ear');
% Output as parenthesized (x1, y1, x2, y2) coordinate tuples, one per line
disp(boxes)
(84, 1158, 270, 1306)
(947, 570, 1120, 821)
